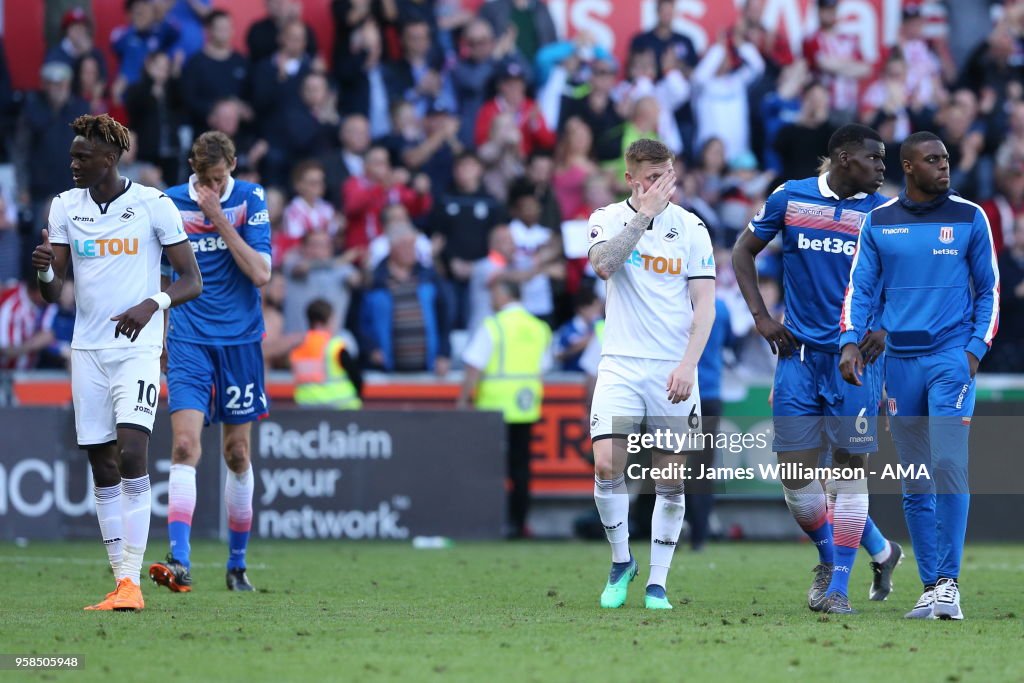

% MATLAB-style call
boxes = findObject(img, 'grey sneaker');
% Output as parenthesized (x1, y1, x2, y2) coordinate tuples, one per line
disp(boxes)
(933, 578, 963, 620)
(823, 592, 857, 614)
(869, 541, 904, 601)
(904, 587, 936, 619)
(808, 563, 834, 612)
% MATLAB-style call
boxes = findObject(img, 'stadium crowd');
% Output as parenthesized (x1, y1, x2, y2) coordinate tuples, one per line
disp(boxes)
(1, 0, 1023, 381)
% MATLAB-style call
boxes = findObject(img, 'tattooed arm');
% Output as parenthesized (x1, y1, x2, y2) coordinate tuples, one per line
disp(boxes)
(588, 169, 676, 280)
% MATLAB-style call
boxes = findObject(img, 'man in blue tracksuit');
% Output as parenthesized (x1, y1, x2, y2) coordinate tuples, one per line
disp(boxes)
(839, 131, 1000, 621)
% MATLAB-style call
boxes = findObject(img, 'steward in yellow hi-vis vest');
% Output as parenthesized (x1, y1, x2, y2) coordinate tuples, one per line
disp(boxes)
(290, 299, 362, 409)
(458, 280, 551, 538)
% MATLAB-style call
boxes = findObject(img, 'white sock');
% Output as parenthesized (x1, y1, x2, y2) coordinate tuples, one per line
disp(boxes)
(872, 540, 892, 564)
(832, 478, 869, 550)
(120, 475, 151, 585)
(594, 475, 630, 563)
(649, 483, 685, 588)
(782, 479, 828, 531)
(225, 465, 254, 532)
(94, 484, 123, 578)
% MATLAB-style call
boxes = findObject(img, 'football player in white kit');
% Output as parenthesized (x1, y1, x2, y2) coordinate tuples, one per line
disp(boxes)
(588, 139, 716, 610)
(31, 114, 203, 612)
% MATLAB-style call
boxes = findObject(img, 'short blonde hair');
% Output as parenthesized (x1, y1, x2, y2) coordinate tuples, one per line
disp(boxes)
(625, 138, 673, 170)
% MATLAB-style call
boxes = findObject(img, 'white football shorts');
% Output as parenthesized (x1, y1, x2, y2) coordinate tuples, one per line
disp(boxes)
(71, 345, 161, 447)
(590, 355, 702, 448)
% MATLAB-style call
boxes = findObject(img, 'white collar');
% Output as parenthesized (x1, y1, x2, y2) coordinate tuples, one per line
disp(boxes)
(187, 173, 235, 203)
(818, 173, 867, 201)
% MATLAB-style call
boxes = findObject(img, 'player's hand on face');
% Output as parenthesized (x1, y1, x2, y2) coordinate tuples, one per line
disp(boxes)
(966, 351, 979, 379)
(111, 299, 160, 342)
(666, 361, 696, 404)
(195, 184, 225, 223)
(754, 315, 798, 356)
(32, 229, 54, 272)
(839, 343, 864, 386)
(634, 169, 676, 219)
(859, 329, 887, 364)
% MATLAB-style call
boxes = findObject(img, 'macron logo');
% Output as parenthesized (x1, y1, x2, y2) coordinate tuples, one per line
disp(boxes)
(882, 227, 909, 235)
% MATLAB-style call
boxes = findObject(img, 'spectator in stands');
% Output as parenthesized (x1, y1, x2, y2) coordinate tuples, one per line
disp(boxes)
(335, 19, 393, 138)
(733, 0, 793, 76)
(691, 30, 765, 162)
(164, 0, 213, 59)
(0, 278, 54, 371)
(361, 221, 451, 374)
(553, 116, 598, 222)
(261, 267, 304, 369)
(13, 62, 88, 228)
(478, 0, 558, 63)
(320, 114, 372, 208)
(774, 80, 834, 182)
(959, 15, 1024, 113)
(430, 152, 506, 328)
(989, 216, 1024, 372)
(982, 157, 1024, 254)
(475, 61, 556, 157)
(123, 50, 185, 185)
(899, 3, 947, 99)
(760, 60, 810, 173)
(247, 0, 320, 65)
(0, 191, 19, 285)
(467, 223, 515, 331)
(385, 19, 454, 118)
(451, 19, 507, 148)
(181, 9, 250, 132)
(366, 204, 436, 273)
(207, 98, 269, 178)
(801, 0, 871, 120)
(72, 54, 114, 117)
(282, 160, 343, 257)
(525, 151, 562, 234)
(610, 48, 688, 156)
(376, 101, 425, 168)
(554, 287, 602, 372)
(291, 298, 364, 409)
(401, 104, 463, 199)
(937, 98, 988, 201)
(283, 231, 361, 336)
(603, 95, 662, 183)
(478, 110, 526, 202)
(45, 8, 108, 83)
(281, 72, 341, 167)
(341, 146, 433, 256)
(507, 179, 562, 325)
(694, 136, 728, 207)
(111, 0, 181, 96)
(250, 18, 314, 121)
(628, 0, 699, 75)
(331, 0, 399, 76)
(558, 55, 623, 164)
(266, 187, 290, 267)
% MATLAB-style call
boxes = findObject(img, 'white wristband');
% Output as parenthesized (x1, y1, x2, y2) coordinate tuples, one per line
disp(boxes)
(148, 292, 172, 310)
(37, 265, 55, 283)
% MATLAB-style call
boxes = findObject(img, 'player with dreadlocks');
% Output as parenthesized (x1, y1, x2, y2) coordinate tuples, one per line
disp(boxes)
(31, 114, 203, 611)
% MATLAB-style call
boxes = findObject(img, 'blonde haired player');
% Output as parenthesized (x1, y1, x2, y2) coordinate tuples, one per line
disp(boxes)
(32, 114, 202, 611)
(588, 139, 716, 609)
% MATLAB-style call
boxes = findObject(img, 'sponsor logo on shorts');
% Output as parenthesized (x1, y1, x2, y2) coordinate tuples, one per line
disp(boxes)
(955, 383, 970, 410)
(888, 398, 897, 415)
(134, 405, 153, 416)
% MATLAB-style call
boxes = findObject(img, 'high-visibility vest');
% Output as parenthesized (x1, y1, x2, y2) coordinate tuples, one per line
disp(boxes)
(475, 306, 550, 424)
(594, 318, 604, 343)
(290, 330, 362, 409)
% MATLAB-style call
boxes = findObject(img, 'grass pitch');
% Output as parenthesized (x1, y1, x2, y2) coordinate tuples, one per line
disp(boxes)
(1, 540, 1021, 683)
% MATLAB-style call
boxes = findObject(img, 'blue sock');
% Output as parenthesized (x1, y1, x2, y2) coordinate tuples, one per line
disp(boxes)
(809, 520, 834, 565)
(227, 530, 250, 570)
(827, 545, 857, 596)
(168, 521, 192, 570)
(861, 517, 887, 557)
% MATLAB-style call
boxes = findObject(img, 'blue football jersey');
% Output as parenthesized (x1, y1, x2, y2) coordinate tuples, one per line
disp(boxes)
(164, 177, 271, 344)
(749, 174, 888, 352)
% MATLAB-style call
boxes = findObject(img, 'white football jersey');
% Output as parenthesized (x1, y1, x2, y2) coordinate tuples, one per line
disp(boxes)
(48, 180, 187, 350)
(587, 200, 715, 362)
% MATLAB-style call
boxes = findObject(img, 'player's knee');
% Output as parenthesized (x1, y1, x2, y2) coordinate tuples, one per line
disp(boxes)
(118, 437, 149, 479)
(223, 438, 250, 473)
(171, 434, 202, 465)
(87, 447, 120, 487)
(593, 441, 618, 480)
